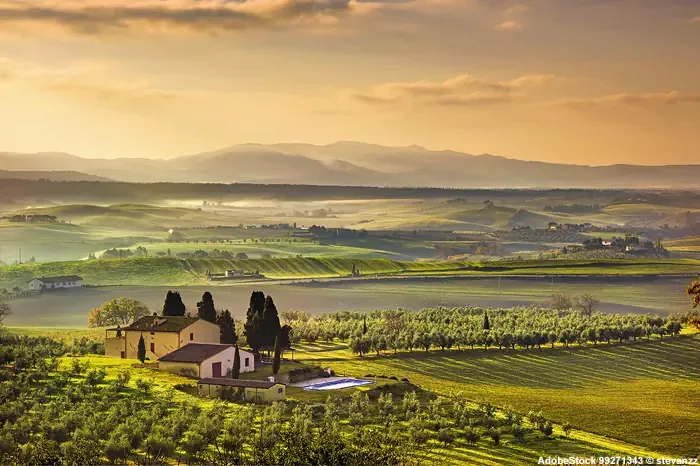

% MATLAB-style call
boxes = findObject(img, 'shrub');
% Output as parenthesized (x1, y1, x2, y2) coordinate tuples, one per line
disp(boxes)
(563, 422, 572, 437)
(135, 378, 153, 395)
(85, 368, 107, 386)
(463, 427, 480, 445)
(437, 428, 455, 447)
(512, 424, 526, 443)
(488, 427, 501, 446)
(543, 421, 554, 438)
(116, 371, 131, 388)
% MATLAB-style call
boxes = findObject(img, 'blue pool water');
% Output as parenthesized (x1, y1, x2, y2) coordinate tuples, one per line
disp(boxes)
(303, 378, 375, 391)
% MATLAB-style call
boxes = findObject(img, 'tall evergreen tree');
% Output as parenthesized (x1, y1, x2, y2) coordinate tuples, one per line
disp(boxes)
(363, 316, 367, 335)
(483, 311, 491, 331)
(196, 291, 217, 323)
(262, 295, 281, 347)
(137, 334, 146, 363)
(162, 290, 186, 316)
(279, 325, 292, 349)
(272, 335, 281, 376)
(217, 309, 238, 345)
(232, 345, 240, 379)
(244, 291, 266, 353)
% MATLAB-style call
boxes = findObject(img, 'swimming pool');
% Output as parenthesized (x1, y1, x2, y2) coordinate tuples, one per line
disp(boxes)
(303, 378, 375, 391)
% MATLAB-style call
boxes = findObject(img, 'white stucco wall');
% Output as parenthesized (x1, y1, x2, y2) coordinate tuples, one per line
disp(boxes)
(200, 345, 236, 379)
(238, 349, 255, 374)
(28, 278, 83, 291)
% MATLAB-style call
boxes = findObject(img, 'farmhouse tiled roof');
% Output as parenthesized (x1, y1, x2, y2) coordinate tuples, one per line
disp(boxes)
(158, 344, 232, 363)
(27, 275, 83, 283)
(123, 316, 200, 333)
(197, 378, 281, 389)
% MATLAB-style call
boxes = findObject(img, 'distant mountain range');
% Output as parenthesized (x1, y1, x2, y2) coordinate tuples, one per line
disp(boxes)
(1, 142, 698, 188)
(0, 169, 111, 182)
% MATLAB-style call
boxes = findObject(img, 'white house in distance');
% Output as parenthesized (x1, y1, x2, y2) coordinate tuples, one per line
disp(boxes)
(27, 275, 83, 291)
(104, 316, 221, 360)
(158, 343, 255, 378)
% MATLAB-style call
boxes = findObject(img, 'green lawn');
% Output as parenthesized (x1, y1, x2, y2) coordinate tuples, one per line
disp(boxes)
(294, 335, 700, 457)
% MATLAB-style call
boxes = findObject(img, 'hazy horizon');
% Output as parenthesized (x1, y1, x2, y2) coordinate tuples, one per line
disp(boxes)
(0, 1, 699, 166)
(4, 140, 700, 169)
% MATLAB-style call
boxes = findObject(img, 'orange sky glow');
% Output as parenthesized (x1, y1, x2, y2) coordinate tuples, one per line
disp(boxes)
(0, 0, 699, 165)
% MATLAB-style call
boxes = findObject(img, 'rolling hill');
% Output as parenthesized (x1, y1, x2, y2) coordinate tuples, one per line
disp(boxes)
(0, 169, 111, 182)
(2, 143, 699, 188)
(445, 205, 553, 230)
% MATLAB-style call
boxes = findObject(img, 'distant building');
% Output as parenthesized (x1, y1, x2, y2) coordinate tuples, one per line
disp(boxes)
(225, 269, 245, 277)
(197, 378, 286, 402)
(159, 343, 255, 378)
(104, 316, 220, 360)
(27, 275, 83, 291)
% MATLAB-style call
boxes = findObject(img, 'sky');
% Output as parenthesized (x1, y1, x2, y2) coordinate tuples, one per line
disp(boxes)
(0, 0, 699, 165)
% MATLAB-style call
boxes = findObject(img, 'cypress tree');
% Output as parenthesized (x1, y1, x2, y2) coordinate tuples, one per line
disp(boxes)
(137, 334, 146, 363)
(362, 316, 367, 335)
(196, 291, 217, 323)
(272, 335, 281, 376)
(217, 309, 237, 345)
(163, 290, 186, 316)
(232, 345, 240, 379)
(483, 311, 491, 331)
(244, 291, 266, 353)
(262, 296, 281, 347)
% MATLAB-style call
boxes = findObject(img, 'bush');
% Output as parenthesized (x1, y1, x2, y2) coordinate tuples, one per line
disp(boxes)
(463, 427, 480, 445)
(85, 367, 107, 386)
(437, 428, 455, 447)
(135, 378, 153, 395)
(543, 421, 554, 438)
(562, 422, 572, 437)
(488, 427, 501, 446)
(512, 424, 526, 443)
(116, 371, 131, 388)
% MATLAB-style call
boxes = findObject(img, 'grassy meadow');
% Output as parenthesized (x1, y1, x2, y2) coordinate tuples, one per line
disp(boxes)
(294, 334, 700, 457)
(1, 256, 698, 291)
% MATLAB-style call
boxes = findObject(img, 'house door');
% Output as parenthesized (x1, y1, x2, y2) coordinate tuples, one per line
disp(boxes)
(212, 362, 222, 378)
(120, 351, 125, 359)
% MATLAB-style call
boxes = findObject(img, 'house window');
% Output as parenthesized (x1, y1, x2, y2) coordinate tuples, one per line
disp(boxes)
(150, 332, 155, 335)
(150, 343, 155, 353)
(277, 387, 283, 394)
(244, 358, 249, 367)
(189, 333, 194, 341)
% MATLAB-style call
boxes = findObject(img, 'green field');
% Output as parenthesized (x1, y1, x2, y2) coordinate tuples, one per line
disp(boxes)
(295, 335, 700, 457)
(1, 257, 698, 290)
(9, 326, 696, 464)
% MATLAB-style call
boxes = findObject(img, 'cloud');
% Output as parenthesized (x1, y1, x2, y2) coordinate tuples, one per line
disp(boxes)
(504, 4, 529, 15)
(349, 73, 558, 106)
(554, 91, 700, 108)
(494, 19, 522, 31)
(0, 0, 375, 36)
(0, 57, 185, 110)
(0, 57, 18, 80)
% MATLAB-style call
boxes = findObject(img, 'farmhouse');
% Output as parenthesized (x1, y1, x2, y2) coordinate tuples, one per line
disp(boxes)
(27, 275, 83, 291)
(104, 316, 220, 360)
(197, 378, 286, 402)
(158, 343, 255, 378)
